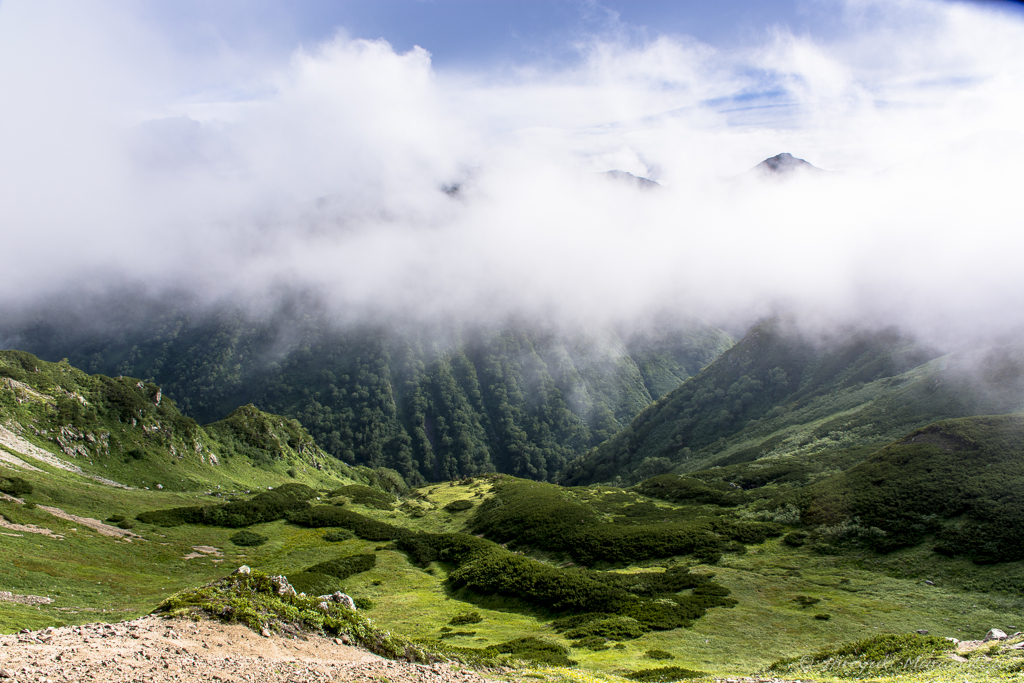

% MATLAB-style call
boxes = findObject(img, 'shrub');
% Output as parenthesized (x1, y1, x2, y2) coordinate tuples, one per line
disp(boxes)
(491, 637, 576, 667)
(328, 485, 394, 511)
(646, 649, 675, 660)
(814, 613, 831, 620)
(634, 475, 741, 506)
(449, 612, 483, 626)
(563, 616, 646, 641)
(230, 530, 268, 547)
(137, 483, 317, 528)
(783, 531, 808, 546)
(354, 597, 374, 610)
(0, 476, 33, 497)
(572, 636, 609, 651)
(766, 633, 956, 678)
(306, 554, 376, 581)
(323, 529, 355, 542)
(444, 499, 474, 512)
(625, 666, 705, 681)
(115, 520, 135, 529)
(288, 506, 412, 540)
(793, 595, 820, 608)
(106, 514, 127, 523)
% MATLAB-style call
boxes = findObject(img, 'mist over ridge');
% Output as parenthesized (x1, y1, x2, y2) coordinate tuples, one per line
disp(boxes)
(1, 0, 1023, 350)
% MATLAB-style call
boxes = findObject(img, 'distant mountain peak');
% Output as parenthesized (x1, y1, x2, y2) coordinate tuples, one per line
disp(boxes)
(752, 153, 822, 175)
(603, 170, 660, 189)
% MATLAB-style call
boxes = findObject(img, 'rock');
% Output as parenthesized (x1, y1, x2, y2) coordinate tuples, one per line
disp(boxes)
(317, 602, 330, 612)
(156, 484, 163, 490)
(329, 592, 356, 610)
(984, 629, 1008, 641)
(0, 669, 13, 678)
(924, 580, 935, 586)
(949, 654, 968, 662)
(269, 575, 296, 596)
(233, 566, 251, 576)
(916, 629, 929, 635)
(260, 628, 270, 638)
(340, 634, 351, 645)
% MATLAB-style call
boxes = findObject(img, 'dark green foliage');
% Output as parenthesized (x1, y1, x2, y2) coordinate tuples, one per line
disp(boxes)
(323, 529, 355, 542)
(106, 513, 126, 523)
(448, 612, 483, 626)
(306, 554, 377, 581)
(328, 485, 394, 510)
(571, 636, 609, 651)
(559, 319, 1024, 487)
(467, 479, 781, 565)
(563, 616, 646, 641)
(287, 505, 413, 540)
(625, 666, 704, 681)
(804, 415, 1024, 562)
(8, 299, 731, 484)
(490, 637, 576, 667)
(288, 572, 343, 596)
(443, 499, 474, 512)
(783, 531, 808, 546)
(646, 649, 675, 660)
(814, 613, 831, 620)
(137, 483, 317, 528)
(398, 532, 734, 636)
(230, 530, 268, 547)
(793, 595, 820, 608)
(0, 475, 33, 497)
(353, 597, 374, 610)
(634, 475, 740, 506)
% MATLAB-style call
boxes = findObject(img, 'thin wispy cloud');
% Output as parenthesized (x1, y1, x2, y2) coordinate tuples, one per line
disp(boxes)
(0, 0, 1022, 346)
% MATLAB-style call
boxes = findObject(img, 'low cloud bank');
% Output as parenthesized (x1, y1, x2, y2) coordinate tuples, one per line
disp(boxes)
(1, 0, 1023, 349)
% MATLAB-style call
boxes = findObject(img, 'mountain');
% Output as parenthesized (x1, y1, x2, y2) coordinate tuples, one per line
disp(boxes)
(751, 152, 823, 175)
(0, 349, 372, 492)
(1, 297, 733, 485)
(559, 318, 1024, 486)
(603, 170, 660, 189)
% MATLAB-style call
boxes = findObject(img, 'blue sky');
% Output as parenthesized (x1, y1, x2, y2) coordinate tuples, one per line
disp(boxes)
(138, 0, 847, 69)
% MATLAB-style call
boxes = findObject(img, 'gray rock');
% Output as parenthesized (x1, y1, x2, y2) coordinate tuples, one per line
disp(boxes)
(233, 566, 251, 576)
(269, 575, 296, 596)
(329, 592, 356, 610)
(916, 629, 929, 635)
(984, 628, 1008, 641)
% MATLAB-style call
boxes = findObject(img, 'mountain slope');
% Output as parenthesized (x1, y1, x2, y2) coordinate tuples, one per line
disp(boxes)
(3, 299, 732, 484)
(0, 349, 362, 492)
(559, 318, 1024, 485)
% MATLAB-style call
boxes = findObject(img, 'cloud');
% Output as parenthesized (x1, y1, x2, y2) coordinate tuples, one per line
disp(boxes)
(1, 0, 1023, 348)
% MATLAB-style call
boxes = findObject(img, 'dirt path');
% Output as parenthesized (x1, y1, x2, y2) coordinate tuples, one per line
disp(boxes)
(0, 616, 509, 683)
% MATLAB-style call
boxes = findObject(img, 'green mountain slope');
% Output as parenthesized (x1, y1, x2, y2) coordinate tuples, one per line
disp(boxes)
(559, 319, 1024, 485)
(4, 300, 732, 484)
(0, 349, 365, 492)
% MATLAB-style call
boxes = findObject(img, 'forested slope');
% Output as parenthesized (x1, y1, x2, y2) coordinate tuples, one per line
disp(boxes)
(3, 297, 732, 484)
(560, 318, 1024, 485)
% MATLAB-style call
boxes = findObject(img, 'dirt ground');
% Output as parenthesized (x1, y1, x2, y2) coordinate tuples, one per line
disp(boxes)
(0, 616, 508, 683)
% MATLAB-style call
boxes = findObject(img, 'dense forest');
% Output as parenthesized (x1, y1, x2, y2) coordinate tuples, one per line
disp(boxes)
(3, 296, 732, 484)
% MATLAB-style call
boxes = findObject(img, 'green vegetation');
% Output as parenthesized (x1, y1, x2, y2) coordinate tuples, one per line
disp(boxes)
(137, 483, 318, 527)
(287, 505, 413, 540)
(765, 633, 956, 678)
(0, 475, 33, 496)
(229, 530, 267, 547)
(624, 666, 704, 681)
(328, 485, 395, 510)
(560, 319, 1024, 487)
(7, 304, 732, 483)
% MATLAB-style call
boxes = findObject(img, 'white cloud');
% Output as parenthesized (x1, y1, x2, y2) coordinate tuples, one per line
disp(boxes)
(1, 0, 1023, 347)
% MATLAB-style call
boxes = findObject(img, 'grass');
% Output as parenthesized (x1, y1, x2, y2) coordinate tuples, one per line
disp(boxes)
(5, 466, 1024, 678)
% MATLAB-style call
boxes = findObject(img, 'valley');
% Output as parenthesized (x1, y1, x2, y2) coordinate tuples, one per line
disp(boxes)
(2, 336, 1024, 681)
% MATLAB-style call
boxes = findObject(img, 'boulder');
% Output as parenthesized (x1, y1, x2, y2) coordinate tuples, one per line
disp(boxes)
(233, 565, 251, 576)
(329, 591, 356, 610)
(984, 629, 1008, 641)
(269, 575, 296, 596)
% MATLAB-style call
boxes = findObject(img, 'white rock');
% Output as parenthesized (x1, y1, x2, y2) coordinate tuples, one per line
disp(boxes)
(233, 565, 251, 575)
(984, 629, 1008, 641)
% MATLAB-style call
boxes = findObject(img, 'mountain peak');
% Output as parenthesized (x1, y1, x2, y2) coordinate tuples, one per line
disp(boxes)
(603, 169, 660, 189)
(753, 152, 822, 175)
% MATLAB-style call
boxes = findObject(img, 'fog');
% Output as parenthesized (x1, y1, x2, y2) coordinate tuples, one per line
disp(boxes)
(1, 0, 1023, 349)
